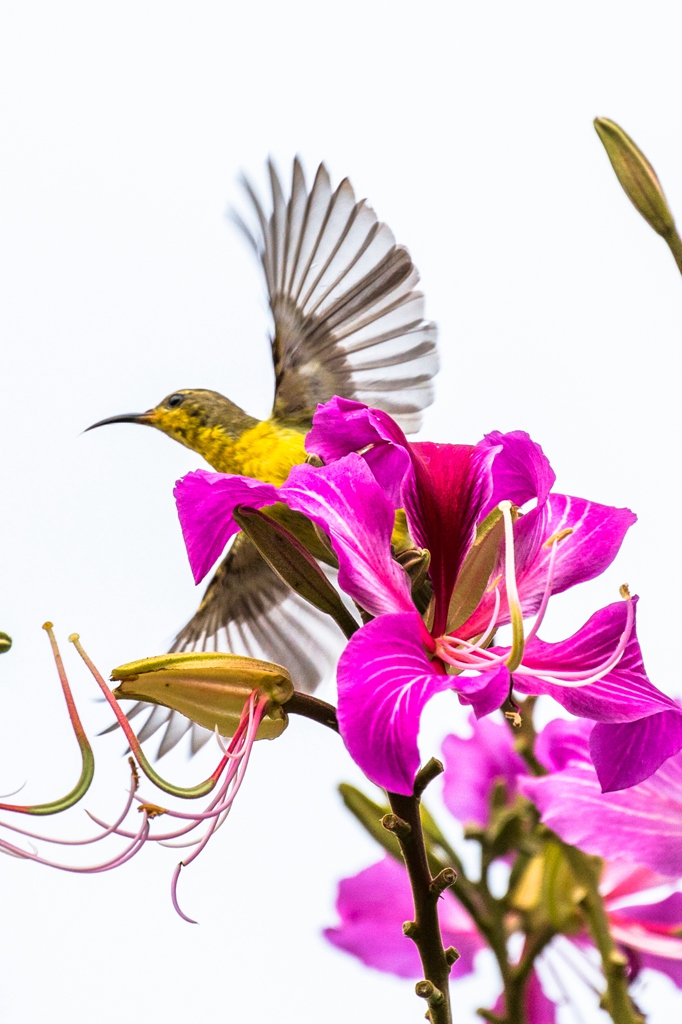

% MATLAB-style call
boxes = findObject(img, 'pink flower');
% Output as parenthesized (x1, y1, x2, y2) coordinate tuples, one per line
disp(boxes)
(325, 714, 682, 1019)
(174, 397, 681, 797)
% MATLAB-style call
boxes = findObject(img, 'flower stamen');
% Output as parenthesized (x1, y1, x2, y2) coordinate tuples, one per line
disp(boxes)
(499, 502, 525, 672)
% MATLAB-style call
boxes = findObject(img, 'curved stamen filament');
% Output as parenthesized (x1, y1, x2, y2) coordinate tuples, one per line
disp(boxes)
(499, 501, 525, 672)
(524, 536, 560, 643)
(435, 588, 502, 669)
(0, 625, 95, 816)
(70, 634, 235, 799)
(0, 759, 138, 847)
(515, 599, 635, 688)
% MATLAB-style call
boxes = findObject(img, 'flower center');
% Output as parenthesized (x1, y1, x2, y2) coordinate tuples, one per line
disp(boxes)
(434, 507, 633, 690)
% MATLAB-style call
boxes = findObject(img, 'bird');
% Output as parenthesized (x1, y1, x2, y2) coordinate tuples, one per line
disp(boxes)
(87, 157, 439, 755)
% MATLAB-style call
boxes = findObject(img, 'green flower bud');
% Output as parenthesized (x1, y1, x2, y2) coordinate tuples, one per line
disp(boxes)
(594, 117, 676, 238)
(0, 632, 11, 654)
(111, 651, 294, 740)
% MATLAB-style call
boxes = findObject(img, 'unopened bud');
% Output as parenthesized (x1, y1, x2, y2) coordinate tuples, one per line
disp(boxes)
(0, 632, 11, 654)
(111, 651, 293, 740)
(594, 118, 676, 239)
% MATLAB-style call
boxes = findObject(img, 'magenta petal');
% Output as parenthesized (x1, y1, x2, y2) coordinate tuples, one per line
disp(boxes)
(513, 599, 677, 724)
(324, 856, 482, 980)
(614, 892, 682, 933)
(519, 747, 682, 877)
(442, 715, 526, 828)
(336, 612, 456, 795)
(590, 711, 682, 791)
(515, 494, 636, 606)
(306, 397, 411, 506)
(406, 443, 498, 636)
(600, 861, 669, 903)
(534, 717, 593, 772)
(608, 895, 682, 984)
(478, 430, 556, 520)
(457, 663, 511, 719)
(462, 494, 636, 638)
(281, 455, 413, 617)
(492, 970, 558, 1024)
(640, 952, 682, 988)
(174, 469, 279, 583)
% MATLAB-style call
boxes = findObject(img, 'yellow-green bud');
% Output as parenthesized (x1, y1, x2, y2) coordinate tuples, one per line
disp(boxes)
(111, 651, 294, 740)
(594, 117, 676, 238)
(0, 632, 11, 654)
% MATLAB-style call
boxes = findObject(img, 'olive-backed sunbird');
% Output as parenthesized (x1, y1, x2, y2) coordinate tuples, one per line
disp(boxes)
(87, 159, 439, 755)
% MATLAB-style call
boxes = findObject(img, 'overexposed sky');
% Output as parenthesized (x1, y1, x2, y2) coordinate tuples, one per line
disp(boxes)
(1, 3, 682, 1022)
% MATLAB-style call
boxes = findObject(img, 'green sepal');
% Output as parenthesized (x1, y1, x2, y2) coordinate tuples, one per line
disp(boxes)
(0, 632, 11, 654)
(446, 508, 505, 634)
(112, 651, 293, 740)
(234, 505, 359, 639)
(264, 503, 338, 568)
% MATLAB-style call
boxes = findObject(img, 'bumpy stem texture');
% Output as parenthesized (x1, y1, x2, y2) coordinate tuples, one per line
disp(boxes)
(388, 789, 454, 1024)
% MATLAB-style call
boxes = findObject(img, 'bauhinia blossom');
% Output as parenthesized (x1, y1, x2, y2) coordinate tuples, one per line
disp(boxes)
(173, 396, 682, 796)
(520, 717, 682, 877)
(325, 715, 682, 1020)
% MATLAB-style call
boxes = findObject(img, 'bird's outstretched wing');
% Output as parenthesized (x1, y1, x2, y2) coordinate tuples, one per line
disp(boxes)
(121, 534, 341, 758)
(123, 161, 439, 757)
(235, 158, 439, 434)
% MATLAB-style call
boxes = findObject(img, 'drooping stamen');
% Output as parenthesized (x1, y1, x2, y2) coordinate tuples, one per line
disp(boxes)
(435, 587, 502, 669)
(515, 596, 635, 687)
(70, 633, 234, 800)
(170, 692, 266, 923)
(499, 502, 525, 673)
(0, 759, 139, 847)
(0, 624, 95, 816)
(524, 530, 573, 644)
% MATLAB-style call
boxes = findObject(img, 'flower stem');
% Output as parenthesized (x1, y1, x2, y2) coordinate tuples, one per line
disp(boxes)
(388, 784, 455, 1024)
(560, 845, 644, 1024)
(283, 692, 339, 732)
(665, 227, 682, 278)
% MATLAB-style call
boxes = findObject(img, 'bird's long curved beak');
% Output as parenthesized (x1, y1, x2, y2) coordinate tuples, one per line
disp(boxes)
(84, 410, 156, 432)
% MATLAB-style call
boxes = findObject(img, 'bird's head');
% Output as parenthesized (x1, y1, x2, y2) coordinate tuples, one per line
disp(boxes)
(86, 389, 256, 454)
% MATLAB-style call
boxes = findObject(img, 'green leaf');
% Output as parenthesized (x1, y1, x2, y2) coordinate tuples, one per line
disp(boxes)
(338, 783, 402, 861)
(234, 505, 359, 639)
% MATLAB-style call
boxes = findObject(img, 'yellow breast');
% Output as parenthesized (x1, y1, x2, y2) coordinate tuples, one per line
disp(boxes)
(204, 419, 308, 485)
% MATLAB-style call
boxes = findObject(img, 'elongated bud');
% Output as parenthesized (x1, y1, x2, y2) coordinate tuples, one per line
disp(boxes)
(0, 632, 11, 654)
(234, 505, 358, 638)
(111, 651, 294, 740)
(594, 118, 676, 238)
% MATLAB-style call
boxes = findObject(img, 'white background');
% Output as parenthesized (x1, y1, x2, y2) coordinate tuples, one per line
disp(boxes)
(1, 2, 681, 1022)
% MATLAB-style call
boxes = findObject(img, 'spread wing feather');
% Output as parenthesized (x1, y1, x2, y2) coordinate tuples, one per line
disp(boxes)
(122, 535, 340, 759)
(236, 158, 439, 434)
(125, 160, 439, 758)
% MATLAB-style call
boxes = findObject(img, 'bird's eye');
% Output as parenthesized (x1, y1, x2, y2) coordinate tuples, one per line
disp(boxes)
(167, 393, 185, 408)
